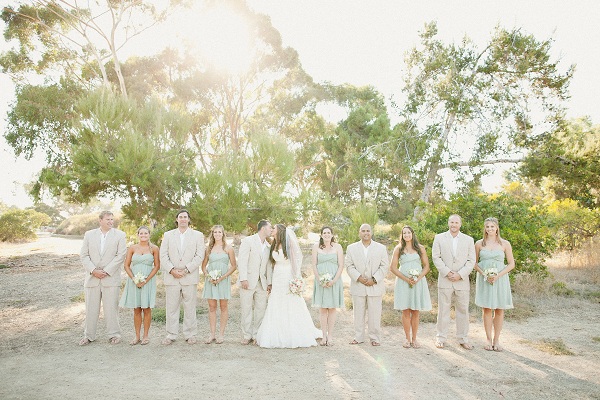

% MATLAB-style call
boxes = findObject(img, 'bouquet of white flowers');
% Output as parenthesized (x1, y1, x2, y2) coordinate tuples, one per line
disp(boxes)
(133, 271, 146, 285)
(208, 269, 222, 284)
(289, 278, 304, 296)
(319, 272, 333, 287)
(483, 268, 498, 285)
(407, 269, 419, 288)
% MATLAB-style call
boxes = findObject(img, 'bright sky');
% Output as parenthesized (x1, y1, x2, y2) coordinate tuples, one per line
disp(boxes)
(1, 0, 599, 207)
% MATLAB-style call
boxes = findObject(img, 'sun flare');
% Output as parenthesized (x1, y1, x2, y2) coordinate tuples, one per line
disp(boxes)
(177, 4, 254, 75)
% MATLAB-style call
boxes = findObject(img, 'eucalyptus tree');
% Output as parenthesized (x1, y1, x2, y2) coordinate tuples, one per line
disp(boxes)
(396, 22, 573, 218)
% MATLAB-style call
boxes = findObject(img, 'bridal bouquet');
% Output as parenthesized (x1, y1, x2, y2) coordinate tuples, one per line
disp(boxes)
(289, 278, 305, 296)
(407, 269, 419, 288)
(133, 271, 146, 285)
(483, 268, 498, 285)
(208, 269, 222, 283)
(319, 272, 333, 287)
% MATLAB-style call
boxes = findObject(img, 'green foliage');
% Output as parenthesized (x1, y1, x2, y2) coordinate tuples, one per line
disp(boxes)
(0, 208, 51, 242)
(28, 203, 64, 226)
(399, 22, 573, 218)
(33, 89, 197, 224)
(546, 199, 600, 252)
(418, 190, 554, 278)
(519, 118, 600, 209)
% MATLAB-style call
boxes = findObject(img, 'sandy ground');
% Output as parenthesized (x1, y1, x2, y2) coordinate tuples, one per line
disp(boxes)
(1, 235, 599, 400)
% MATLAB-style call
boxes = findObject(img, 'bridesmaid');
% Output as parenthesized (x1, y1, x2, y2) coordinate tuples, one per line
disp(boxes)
(201, 225, 237, 344)
(389, 226, 432, 349)
(474, 217, 515, 352)
(311, 226, 344, 346)
(119, 226, 160, 345)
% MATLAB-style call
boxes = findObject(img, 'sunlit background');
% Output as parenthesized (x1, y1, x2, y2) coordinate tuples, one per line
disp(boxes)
(1, 0, 599, 207)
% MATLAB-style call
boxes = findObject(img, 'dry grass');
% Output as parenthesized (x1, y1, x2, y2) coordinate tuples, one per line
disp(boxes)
(530, 338, 575, 355)
(70, 292, 85, 303)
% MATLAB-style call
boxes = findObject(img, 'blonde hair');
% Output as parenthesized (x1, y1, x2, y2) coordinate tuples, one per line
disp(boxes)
(482, 217, 503, 247)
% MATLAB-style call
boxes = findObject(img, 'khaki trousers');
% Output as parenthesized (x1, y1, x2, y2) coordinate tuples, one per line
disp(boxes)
(352, 295, 383, 343)
(84, 284, 120, 341)
(165, 284, 198, 340)
(239, 284, 268, 340)
(436, 287, 470, 344)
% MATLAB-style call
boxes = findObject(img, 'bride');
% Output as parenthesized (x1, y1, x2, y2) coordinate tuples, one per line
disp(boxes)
(256, 224, 322, 348)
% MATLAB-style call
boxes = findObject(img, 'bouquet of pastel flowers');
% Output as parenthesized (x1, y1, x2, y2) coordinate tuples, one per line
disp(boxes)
(483, 267, 498, 285)
(133, 271, 146, 285)
(319, 272, 333, 287)
(208, 269, 222, 284)
(289, 278, 305, 296)
(407, 268, 419, 288)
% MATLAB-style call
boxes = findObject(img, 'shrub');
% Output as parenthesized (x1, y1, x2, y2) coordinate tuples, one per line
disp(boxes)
(0, 209, 51, 242)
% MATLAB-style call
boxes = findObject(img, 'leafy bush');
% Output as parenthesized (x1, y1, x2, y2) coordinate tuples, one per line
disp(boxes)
(0, 209, 51, 242)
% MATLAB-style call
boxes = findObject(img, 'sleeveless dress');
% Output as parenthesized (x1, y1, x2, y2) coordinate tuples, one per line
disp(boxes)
(256, 249, 322, 348)
(393, 253, 432, 311)
(119, 253, 157, 308)
(475, 249, 513, 309)
(201, 253, 231, 300)
(312, 252, 344, 308)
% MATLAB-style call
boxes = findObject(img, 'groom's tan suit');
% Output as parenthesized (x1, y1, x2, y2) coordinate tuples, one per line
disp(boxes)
(346, 240, 389, 343)
(80, 227, 127, 341)
(237, 234, 272, 341)
(432, 231, 475, 344)
(160, 228, 205, 340)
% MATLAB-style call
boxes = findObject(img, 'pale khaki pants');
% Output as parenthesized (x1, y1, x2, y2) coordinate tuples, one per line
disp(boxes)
(352, 295, 383, 343)
(436, 287, 470, 344)
(84, 284, 120, 341)
(239, 284, 268, 340)
(165, 284, 198, 340)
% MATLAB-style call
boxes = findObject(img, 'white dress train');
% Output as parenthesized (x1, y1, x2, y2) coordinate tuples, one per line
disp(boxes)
(256, 249, 322, 348)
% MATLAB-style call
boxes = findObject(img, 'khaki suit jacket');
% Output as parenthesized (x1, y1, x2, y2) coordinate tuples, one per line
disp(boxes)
(160, 228, 205, 286)
(80, 228, 127, 288)
(432, 231, 476, 290)
(237, 234, 272, 290)
(345, 240, 389, 297)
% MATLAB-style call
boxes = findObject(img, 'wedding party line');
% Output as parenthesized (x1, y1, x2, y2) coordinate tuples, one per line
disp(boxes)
(79, 209, 514, 351)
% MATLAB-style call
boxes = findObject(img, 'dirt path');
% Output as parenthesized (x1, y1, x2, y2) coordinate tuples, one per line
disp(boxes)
(1, 236, 599, 399)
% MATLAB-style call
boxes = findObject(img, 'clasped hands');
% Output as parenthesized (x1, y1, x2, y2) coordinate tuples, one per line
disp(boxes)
(170, 268, 188, 279)
(446, 270, 462, 282)
(91, 269, 108, 279)
(358, 275, 375, 286)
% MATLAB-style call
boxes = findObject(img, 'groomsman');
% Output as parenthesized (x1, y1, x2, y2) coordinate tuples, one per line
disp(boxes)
(237, 220, 273, 344)
(432, 214, 476, 349)
(160, 210, 205, 345)
(346, 223, 389, 346)
(79, 211, 127, 345)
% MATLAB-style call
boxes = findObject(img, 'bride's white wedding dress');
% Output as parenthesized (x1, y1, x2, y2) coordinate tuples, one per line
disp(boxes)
(256, 249, 322, 348)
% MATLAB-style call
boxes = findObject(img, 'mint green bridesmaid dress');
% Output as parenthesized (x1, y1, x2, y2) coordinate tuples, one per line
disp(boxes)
(119, 253, 156, 308)
(475, 249, 513, 309)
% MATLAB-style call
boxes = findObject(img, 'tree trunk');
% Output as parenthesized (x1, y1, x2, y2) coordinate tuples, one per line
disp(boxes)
(413, 111, 456, 220)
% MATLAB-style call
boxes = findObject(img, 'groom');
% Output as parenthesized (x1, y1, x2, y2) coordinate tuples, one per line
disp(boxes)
(237, 220, 273, 344)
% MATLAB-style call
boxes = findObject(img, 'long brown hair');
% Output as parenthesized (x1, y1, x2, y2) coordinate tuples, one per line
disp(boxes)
(399, 225, 422, 256)
(269, 224, 287, 265)
(207, 225, 229, 253)
(482, 217, 503, 247)
(318, 226, 336, 249)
